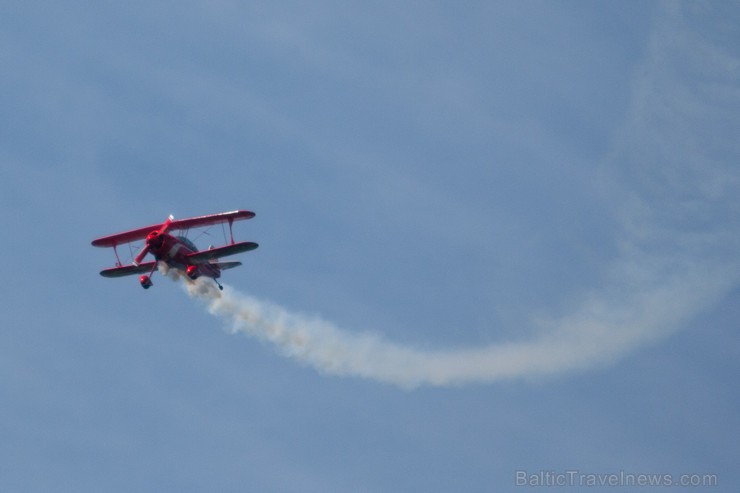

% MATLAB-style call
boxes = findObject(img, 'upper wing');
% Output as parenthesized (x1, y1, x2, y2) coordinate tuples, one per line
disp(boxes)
(91, 210, 256, 248)
(187, 241, 258, 264)
(167, 210, 255, 231)
(91, 223, 165, 248)
(100, 262, 157, 278)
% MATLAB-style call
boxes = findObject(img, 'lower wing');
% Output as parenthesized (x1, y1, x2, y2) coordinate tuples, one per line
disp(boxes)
(100, 262, 157, 278)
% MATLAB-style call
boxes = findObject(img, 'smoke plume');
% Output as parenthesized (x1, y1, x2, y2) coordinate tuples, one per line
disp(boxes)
(176, 252, 734, 388)
(181, 5, 739, 388)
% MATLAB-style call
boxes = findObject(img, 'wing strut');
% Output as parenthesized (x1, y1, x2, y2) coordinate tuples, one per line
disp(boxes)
(113, 245, 122, 267)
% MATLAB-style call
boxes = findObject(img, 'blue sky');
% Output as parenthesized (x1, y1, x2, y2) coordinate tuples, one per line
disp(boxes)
(1, 1, 739, 491)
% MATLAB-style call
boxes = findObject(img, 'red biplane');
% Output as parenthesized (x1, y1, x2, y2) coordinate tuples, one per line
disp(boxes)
(92, 210, 258, 290)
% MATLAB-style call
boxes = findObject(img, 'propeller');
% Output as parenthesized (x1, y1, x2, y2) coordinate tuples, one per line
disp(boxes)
(132, 215, 174, 266)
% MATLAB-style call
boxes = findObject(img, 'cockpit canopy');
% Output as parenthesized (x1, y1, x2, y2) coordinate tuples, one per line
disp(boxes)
(176, 236, 198, 252)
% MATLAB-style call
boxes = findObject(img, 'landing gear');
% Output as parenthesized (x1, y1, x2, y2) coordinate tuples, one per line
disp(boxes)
(186, 264, 222, 290)
(139, 275, 153, 289)
(139, 261, 159, 289)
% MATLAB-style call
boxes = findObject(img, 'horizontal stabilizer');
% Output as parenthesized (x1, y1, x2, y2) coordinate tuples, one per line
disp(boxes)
(100, 262, 157, 278)
(187, 241, 258, 263)
(212, 261, 242, 271)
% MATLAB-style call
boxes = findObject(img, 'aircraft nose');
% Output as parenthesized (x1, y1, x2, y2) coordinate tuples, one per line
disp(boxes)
(147, 231, 164, 248)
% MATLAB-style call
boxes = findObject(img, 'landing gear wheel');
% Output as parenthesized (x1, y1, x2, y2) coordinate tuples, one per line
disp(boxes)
(139, 275, 153, 289)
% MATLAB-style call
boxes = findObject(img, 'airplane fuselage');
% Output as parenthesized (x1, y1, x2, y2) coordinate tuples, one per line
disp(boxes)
(145, 231, 221, 280)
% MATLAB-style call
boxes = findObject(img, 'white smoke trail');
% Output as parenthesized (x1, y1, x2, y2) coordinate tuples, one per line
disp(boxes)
(177, 253, 735, 388)
(180, 5, 740, 388)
